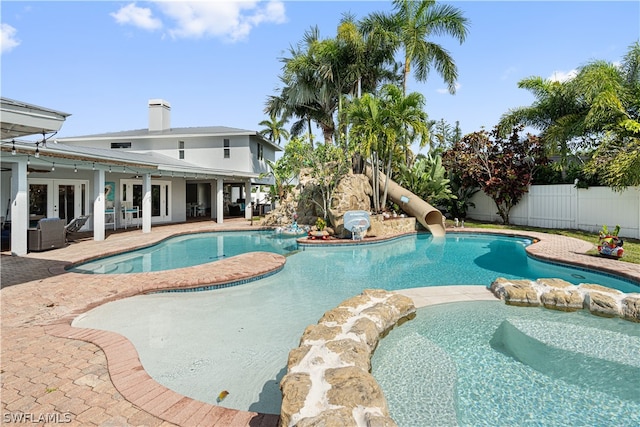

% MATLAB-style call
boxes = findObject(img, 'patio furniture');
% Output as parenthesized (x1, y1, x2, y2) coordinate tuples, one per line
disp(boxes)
(28, 217, 66, 252)
(65, 215, 89, 241)
(121, 201, 139, 229)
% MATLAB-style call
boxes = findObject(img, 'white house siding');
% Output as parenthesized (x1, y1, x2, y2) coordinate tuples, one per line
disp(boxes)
(467, 185, 640, 239)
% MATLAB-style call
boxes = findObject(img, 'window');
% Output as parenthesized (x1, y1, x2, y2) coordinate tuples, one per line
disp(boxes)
(256, 143, 264, 160)
(224, 138, 230, 158)
(178, 141, 184, 159)
(111, 142, 132, 149)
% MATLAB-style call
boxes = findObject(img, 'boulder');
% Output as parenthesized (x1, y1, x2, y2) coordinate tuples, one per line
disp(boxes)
(584, 291, 622, 317)
(621, 295, 640, 322)
(490, 278, 540, 306)
(280, 372, 312, 427)
(325, 366, 388, 411)
(328, 173, 373, 235)
(540, 289, 583, 311)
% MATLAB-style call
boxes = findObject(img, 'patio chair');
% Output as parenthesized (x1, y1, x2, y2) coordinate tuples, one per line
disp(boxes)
(65, 215, 89, 241)
(28, 217, 66, 252)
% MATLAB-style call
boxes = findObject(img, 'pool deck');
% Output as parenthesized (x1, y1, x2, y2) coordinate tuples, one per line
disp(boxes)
(2, 219, 639, 426)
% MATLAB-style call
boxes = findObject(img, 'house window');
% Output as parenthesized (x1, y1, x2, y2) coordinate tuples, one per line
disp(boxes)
(111, 142, 132, 149)
(257, 143, 264, 160)
(224, 138, 230, 159)
(178, 141, 184, 159)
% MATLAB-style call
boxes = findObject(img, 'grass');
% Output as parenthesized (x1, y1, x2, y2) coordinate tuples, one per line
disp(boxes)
(448, 220, 640, 265)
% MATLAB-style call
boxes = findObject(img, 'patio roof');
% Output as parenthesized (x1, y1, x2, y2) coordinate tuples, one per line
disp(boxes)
(0, 97, 71, 140)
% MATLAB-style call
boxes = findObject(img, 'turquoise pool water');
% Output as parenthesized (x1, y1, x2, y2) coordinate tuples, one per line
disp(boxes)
(69, 231, 297, 273)
(372, 301, 640, 427)
(72, 232, 639, 416)
(70, 231, 637, 293)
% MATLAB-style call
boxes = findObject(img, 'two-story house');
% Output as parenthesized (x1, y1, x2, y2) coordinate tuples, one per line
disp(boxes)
(1, 97, 281, 255)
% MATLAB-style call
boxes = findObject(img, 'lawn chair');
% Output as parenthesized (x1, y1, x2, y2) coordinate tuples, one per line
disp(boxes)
(65, 215, 89, 241)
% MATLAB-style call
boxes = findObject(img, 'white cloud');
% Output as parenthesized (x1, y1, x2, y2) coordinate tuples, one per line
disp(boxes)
(111, 3, 163, 31)
(1, 23, 20, 54)
(549, 69, 577, 82)
(436, 83, 461, 94)
(154, 0, 287, 42)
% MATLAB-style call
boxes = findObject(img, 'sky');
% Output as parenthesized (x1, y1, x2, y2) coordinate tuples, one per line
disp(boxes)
(1, 0, 639, 154)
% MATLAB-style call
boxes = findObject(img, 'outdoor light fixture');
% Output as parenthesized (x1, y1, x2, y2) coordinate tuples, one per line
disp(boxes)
(74, 164, 78, 173)
(11, 140, 16, 155)
(92, 162, 95, 171)
(27, 155, 30, 165)
(34, 143, 40, 158)
(123, 166, 126, 173)
(51, 162, 55, 171)
(108, 165, 112, 173)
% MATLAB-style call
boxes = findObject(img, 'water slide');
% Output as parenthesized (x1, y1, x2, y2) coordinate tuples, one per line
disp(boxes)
(364, 165, 446, 237)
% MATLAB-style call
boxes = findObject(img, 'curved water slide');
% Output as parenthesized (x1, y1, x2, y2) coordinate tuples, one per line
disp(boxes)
(364, 165, 446, 237)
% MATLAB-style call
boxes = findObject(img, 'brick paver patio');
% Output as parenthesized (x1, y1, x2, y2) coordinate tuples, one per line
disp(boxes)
(1, 220, 638, 426)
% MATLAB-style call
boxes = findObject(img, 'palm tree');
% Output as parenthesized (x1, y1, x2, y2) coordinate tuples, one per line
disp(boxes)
(498, 77, 584, 176)
(361, 0, 469, 95)
(348, 84, 429, 210)
(258, 112, 290, 145)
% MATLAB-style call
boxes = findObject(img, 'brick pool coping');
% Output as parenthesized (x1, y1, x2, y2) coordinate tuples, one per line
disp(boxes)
(2, 222, 639, 426)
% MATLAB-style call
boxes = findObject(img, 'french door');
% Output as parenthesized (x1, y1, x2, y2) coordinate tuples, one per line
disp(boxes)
(121, 179, 171, 223)
(28, 179, 89, 225)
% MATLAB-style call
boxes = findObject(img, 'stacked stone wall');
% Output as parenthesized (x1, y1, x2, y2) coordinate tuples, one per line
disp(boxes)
(490, 277, 640, 321)
(280, 289, 416, 427)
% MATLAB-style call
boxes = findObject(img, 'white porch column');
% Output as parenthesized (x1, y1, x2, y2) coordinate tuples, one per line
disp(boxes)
(216, 178, 224, 224)
(209, 181, 216, 220)
(10, 159, 28, 255)
(93, 169, 106, 241)
(245, 180, 252, 220)
(142, 173, 152, 233)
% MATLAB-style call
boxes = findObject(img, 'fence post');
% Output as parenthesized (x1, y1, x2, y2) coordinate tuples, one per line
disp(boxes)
(573, 180, 579, 230)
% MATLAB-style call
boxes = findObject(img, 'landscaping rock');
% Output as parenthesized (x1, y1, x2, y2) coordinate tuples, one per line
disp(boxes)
(621, 294, 640, 322)
(280, 289, 415, 427)
(540, 289, 583, 311)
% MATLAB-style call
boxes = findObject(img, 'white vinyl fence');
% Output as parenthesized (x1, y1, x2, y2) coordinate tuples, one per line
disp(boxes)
(466, 185, 640, 239)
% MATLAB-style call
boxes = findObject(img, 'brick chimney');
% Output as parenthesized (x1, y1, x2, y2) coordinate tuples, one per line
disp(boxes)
(148, 99, 171, 131)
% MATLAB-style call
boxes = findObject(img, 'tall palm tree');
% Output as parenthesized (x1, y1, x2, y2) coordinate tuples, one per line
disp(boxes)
(361, 0, 469, 95)
(258, 112, 290, 145)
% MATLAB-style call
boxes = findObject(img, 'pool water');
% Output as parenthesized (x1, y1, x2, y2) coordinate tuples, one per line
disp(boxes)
(69, 231, 297, 273)
(72, 233, 640, 415)
(372, 301, 640, 427)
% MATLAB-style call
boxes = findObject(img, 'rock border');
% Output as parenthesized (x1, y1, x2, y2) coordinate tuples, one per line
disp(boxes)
(490, 277, 640, 322)
(280, 289, 416, 427)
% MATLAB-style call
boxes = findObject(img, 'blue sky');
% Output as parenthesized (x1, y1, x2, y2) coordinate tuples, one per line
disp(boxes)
(2, 1, 638, 153)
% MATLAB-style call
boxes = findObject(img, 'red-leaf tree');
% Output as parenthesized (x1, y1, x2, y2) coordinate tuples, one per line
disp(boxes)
(443, 126, 547, 224)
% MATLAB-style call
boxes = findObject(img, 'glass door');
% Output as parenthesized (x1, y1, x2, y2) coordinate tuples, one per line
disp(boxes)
(28, 179, 88, 226)
(121, 179, 171, 223)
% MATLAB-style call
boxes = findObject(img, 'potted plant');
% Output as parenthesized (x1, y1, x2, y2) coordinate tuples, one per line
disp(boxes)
(309, 218, 328, 240)
(597, 225, 624, 258)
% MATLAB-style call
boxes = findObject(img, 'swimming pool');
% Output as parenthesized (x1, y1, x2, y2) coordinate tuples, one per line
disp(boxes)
(72, 233, 639, 415)
(372, 301, 640, 426)
(69, 231, 297, 273)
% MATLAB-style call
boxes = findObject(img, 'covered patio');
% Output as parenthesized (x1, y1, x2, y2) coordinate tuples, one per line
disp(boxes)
(1, 98, 269, 256)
